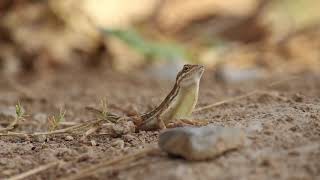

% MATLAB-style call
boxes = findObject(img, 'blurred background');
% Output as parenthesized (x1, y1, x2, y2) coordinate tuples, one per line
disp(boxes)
(0, 0, 319, 83)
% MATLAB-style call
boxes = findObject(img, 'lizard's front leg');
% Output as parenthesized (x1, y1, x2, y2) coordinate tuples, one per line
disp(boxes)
(157, 118, 167, 130)
(136, 116, 167, 131)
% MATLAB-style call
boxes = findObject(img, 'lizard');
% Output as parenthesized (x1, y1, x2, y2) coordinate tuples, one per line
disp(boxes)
(85, 64, 205, 134)
(136, 64, 205, 131)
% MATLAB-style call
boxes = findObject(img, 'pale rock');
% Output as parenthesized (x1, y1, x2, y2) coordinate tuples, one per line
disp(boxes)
(159, 125, 246, 160)
(65, 135, 74, 141)
(111, 118, 135, 135)
(111, 139, 125, 149)
(90, 140, 97, 146)
(246, 121, 263, 133)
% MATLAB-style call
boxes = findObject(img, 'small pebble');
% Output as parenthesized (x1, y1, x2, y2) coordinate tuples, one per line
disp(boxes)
(90, 140, 97, 146)
(111, 118, 136, 135)
(123, 134, 136, 142)
(65, 135, 74, 141)
(35, 135, 47, 143)
(292, 93, 303, 102)
(246, 121, 263, 133)
(159, 126, 246, 160)
(111, 139, 125, 149)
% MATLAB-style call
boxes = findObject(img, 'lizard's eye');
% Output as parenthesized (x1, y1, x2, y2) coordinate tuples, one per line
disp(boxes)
(184, 66, 190, 70)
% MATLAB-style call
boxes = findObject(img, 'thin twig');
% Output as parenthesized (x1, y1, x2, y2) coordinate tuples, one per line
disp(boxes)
(0, 131, 29, 136)
(194, 76, 299, 112)
(194, 90, 259, 112)
(33, 119, 102, 136)
(0, 119, 105, 137)
(61, 145, 159, 180)
(7, 161, 60, 180)
(103, 158, 160, 176)
(0, 125, 16, 133)
(59, 121, 79, 126)
(0, 116, 20, 132)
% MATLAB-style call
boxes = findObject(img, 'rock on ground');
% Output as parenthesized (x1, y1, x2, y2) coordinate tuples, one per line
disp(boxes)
(159, 125, 247, 160)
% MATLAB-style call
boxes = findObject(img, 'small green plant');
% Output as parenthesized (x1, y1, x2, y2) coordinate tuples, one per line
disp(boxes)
(48, 108, 66, 131)
(0, 102, 28, 132)
(11, 101, 27, 129)
(15, 102, 26, 120)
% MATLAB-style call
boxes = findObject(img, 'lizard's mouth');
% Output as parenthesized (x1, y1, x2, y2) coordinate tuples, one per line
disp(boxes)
(190, 65, 204, 81)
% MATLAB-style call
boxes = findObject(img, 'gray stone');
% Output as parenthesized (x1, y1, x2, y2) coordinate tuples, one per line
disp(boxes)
(111, 139, 125, 149)
(65, 135, 74, 141)
(159, 125, 246, 160)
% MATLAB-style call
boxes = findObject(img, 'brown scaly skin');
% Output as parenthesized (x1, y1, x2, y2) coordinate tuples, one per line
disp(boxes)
(137, 64, 204, 131)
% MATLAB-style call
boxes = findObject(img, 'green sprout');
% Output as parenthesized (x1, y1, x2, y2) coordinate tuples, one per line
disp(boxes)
(9, 101, 28, 130)
(0, 101, 28, 132)
(15, 102, 25, 120)
(48, 108, 66, 131)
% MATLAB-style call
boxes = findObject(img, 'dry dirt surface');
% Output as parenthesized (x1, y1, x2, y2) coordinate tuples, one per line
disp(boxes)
(0, 69, 320, 180)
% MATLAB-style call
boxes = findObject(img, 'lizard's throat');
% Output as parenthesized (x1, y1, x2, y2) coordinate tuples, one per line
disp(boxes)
(162, 80, 199, 122)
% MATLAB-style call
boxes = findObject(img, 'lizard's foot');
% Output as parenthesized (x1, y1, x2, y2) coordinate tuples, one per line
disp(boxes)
(136, 118, 167, 131)
(167, 118, 209, 128)
(158, 119, 167, 130)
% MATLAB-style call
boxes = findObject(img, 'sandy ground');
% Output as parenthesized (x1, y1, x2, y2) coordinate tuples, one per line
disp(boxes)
(0, 68, 319, 180)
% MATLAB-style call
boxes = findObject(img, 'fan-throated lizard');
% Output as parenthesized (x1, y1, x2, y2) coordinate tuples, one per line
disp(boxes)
(137, 64, 204, 131)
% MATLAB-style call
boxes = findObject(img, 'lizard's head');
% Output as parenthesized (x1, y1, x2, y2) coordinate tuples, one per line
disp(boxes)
(176, 64, 204, 87)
